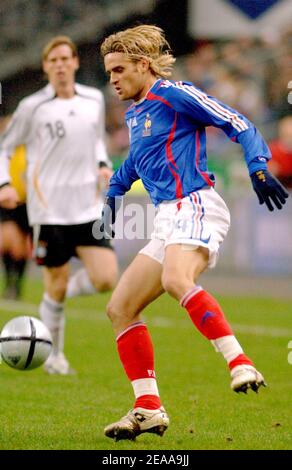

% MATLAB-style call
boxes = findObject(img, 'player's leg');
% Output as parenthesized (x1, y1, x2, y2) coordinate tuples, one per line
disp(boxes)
(35, 225, 74, 375)
(67, 245, 118, 297)
(66, 220, 118, 298)
(42, 263, 69, 302)
(107, 252, 163, 335)
(161, 189, 265, 393)
(104, 252, 169, 440)
(0, 218, 29, 300)
(39, 264, 75, 374)
(162, 245, 265, 393)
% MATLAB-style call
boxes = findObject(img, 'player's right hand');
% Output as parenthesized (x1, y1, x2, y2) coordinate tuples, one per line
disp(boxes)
(0, 184, 20, 209)
(100, 195, 122, 238)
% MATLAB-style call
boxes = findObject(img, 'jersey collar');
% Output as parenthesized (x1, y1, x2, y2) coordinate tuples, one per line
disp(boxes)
(134, 79, 162, 106)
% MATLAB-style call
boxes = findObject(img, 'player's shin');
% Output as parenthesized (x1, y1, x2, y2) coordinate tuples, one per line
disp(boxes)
(117, 322, 161, 409)
(39, 292, 65, 355)
(180, 286, 253, 368)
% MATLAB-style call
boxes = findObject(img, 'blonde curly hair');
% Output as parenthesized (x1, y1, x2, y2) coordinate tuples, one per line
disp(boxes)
(100, 25, 176, 78)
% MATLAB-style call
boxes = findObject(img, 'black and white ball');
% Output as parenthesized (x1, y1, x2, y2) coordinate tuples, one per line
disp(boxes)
(0, 316, 52, 370)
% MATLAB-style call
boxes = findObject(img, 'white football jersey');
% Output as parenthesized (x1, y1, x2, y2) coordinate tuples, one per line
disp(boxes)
(0, 83, 110, 225)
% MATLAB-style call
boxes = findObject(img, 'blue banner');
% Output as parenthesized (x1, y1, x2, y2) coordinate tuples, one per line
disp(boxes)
(225, 0, 282, 19)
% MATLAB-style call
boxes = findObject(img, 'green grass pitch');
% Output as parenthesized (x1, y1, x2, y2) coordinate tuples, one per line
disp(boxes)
(0, 277, 292, 450)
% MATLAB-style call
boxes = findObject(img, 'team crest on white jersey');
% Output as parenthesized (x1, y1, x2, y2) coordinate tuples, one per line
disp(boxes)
(142, 113, 152, 137)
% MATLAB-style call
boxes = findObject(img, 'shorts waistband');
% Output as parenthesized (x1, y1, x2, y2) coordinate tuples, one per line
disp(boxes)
(158, 187, 212, 207)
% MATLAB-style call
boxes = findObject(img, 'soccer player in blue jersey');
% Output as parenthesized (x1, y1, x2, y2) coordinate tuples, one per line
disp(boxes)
(100, 25, 288, 441)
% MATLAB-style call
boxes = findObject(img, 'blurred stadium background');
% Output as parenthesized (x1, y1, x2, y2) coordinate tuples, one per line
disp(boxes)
(1, 0, 292, 288)
(1, 0, 292, 451)
(1, 0, 292, 296)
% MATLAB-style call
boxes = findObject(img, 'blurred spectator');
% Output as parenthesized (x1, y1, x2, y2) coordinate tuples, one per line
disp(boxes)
(268, 115, 292, 189)
(0, 139, 31, 300)
(206, 65, 264, 122)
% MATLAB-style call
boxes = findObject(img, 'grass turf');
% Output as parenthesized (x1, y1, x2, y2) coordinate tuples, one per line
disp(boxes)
(0, 277, 292, 450)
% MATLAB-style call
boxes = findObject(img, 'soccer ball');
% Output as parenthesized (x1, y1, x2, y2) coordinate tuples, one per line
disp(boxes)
(0, 316, 52, 370)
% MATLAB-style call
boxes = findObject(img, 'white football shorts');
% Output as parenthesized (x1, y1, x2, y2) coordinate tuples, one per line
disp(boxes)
(139, 188, 230, 268)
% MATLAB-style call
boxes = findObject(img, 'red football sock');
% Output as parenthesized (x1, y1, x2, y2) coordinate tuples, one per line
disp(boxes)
(181, 286, 253, 368)
(117, 322, 161, 409)
(134, 394, 161, 409)
(228, 353, 253, 370)
(181, 287, 233, 339)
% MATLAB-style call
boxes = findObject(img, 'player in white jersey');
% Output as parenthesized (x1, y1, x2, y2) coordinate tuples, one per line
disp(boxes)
(0, 36, 118, 374)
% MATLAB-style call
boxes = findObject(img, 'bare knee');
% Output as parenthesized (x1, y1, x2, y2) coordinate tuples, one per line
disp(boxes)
(2, 238, 28, 260)
(106, 300, 118, 323)
(161, 273, 184, 299)
(106, 298, 127, 323)
(90, 271, 117, 293)
(106, 298, 137, 332)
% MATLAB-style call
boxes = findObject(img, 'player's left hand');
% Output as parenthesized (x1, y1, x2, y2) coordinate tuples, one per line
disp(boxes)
(251, 169, 289, 211)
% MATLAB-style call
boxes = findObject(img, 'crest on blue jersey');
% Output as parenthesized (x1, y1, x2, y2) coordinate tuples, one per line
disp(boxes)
(142, 113, 152, 137)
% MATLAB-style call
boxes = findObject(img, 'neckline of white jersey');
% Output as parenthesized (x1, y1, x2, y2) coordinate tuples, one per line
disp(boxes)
(46, 82, 79, 100)
(55, 94, 78, 101)
(133, 79, 162, 106)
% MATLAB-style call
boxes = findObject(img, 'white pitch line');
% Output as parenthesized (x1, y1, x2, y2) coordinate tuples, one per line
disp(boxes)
(151, 317, 292, 338)
(0, 299, 39, 315)
(1, 299, 292, 338)
(231, 323, 292, 338)
(0, 298, 109, 326)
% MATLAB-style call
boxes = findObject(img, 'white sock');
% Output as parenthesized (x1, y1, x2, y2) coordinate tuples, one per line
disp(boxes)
(131, 378, 160, 400)
(39, 293, 65, 356)
(211, 335, 243, 363)
(66, 268, 97, 298)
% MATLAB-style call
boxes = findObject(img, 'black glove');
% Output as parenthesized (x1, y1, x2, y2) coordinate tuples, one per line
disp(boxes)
(100, 196, 122, 238)
(251, 169, 289, 211)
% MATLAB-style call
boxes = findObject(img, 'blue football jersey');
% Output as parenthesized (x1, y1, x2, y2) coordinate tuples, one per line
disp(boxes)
(108, 79, 271, 205)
